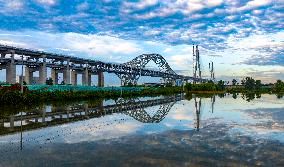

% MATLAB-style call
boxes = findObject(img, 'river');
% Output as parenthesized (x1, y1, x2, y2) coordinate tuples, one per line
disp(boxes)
(0, 94, 283, 166)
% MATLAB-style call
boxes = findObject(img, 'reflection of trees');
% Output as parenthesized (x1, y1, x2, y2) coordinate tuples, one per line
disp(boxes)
(276, 93, 284, 99)
(241, 93, 261, 102)
(232, 93, 238, 99)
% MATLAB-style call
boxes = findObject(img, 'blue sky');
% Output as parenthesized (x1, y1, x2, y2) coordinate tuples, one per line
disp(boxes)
(0, 0, 283, 83)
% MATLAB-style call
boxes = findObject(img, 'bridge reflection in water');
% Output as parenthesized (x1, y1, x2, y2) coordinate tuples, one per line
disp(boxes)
(0, 95, 185, 134)
(0, 94, 218, 135)
(0, 94, 218, 154)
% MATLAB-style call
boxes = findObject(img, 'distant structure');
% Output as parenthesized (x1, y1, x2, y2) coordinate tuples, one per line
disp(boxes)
(193, 45, 202, 83)
(209, 61, 215, 81)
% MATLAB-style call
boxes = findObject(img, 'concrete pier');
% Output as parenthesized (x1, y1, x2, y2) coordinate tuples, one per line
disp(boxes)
(51, 69, 59, 85)
(6, 52, 16, 84)
(82, 67, 90, 86)
(71, 70, 77, 85)
(25, 67, 33, 84)
(98, 71, 104, 87)
(39, 57, 47, 84)
(63, 59, 70, 84)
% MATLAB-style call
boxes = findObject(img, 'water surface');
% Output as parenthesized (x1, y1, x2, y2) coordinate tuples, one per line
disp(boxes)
(0, 94, 283, 166)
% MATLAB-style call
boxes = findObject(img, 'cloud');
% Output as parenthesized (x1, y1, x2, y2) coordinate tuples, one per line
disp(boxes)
(0, 0, 24, 14)
(123, 0, 158, 11)
(0, 0, 284, 82)
(0, 30, 142, 62)
(35, 0, 57, 6)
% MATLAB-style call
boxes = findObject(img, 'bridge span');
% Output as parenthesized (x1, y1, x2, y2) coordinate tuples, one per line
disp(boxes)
(0, 45, 204, 86)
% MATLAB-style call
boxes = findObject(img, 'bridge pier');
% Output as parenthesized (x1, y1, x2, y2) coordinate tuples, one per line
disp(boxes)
(82, 68, 90, 86)
(0, 119, 4, 128)
(63, 59, 70, 84)
(98, 71, 104, 87)
(6, 52, 16, 84)
(39, 57, 47, 84)
(71, 70, 77, 86)
(51, 69, 59, 85)
(25, 67, 34, 85)
(9, 116, 14, 130)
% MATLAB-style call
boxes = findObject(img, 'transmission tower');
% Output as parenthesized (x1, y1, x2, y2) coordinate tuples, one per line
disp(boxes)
(209, 61, 215, 81)
(193, 45, 202, 83)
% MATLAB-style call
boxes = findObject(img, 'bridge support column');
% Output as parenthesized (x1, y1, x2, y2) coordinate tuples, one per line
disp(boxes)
(71, 70, 77, 86)
(98, 71, 104, 87)
(88, 74, 91, 86)
(39, 57, 47, 84)
(0, 119, 4, 128)
(1, 53, 5, 58)
(25, 67, 33, 85)
(51, 69, 58, 85)
(42, 108, 46, 124)
(63, 59, 70, 84)
(10, 116, 14, 130)
(6, 52, 16, 84)
(82, 68, 90, 86)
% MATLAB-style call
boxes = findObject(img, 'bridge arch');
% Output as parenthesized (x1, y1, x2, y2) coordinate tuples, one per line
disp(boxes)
(116, 54, 177, 85)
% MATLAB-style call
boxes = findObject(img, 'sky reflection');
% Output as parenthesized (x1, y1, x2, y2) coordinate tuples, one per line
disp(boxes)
(0, 94, 283, 166)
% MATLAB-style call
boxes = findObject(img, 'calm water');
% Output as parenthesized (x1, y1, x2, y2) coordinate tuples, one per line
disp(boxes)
(0, 94, 283, 167)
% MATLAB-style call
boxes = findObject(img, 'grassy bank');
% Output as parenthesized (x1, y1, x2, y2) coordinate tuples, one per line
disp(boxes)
(0, 84, 183, 105)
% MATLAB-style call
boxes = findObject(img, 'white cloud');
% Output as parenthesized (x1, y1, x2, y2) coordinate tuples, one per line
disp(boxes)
(123, 0, 158, 11)
(0, 30, 142, 62)
(63, 33, 142, 56)
(144, 30, 161, 36)
(0, 0, 24, 14)
(132, 0, 224, 19)
(76, 2, 89, 11)
(35, 0, 57, 6)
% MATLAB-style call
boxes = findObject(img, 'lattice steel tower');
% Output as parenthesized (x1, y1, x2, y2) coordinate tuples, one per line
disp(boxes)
(209, 61, 215, 81)
(193, 45, 202, 82)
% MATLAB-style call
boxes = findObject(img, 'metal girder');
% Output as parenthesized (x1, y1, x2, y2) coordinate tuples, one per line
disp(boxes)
(117, 54, 178, 85)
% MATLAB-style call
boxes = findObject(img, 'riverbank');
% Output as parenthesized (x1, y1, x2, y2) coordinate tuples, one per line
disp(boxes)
(0, 85, 183, 105)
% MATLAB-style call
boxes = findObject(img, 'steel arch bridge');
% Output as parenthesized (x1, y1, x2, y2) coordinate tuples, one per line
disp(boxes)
(0, 44, 207, 85)
(116, 54, 179, 85)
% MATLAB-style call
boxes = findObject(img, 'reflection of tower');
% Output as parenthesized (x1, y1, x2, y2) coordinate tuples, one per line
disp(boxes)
(209, 61, 215, 81)
(210, 95, 215, 113)
(193, 45, 202, 83)
(194, 97, 201, 131)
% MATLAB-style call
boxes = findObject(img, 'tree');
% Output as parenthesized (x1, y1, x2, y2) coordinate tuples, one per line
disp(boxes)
(185, 83, 192, 92)
(241, 77, 255, 90)
(255, 80, 262, 90)
(217, 80, 225, 90)
(274, 80, 284, 92)
(232, 79, 237, 86)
